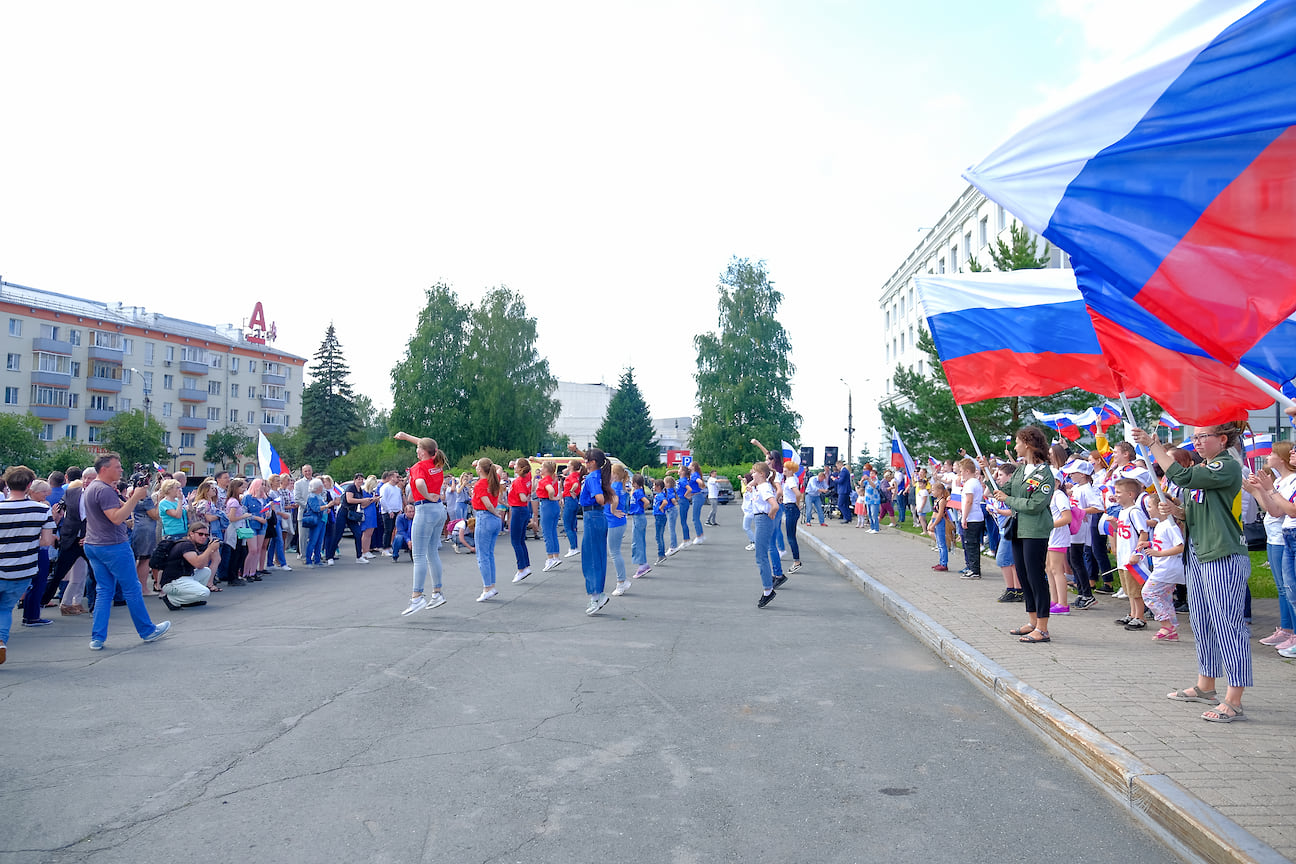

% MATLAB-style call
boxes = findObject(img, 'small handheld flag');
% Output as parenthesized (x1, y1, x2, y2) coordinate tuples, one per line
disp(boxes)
(1156, 413, 1181, 431)
(1244, 434, 1273, 459)
(257, 430, 287, 479)
(890, 428, 917, 481)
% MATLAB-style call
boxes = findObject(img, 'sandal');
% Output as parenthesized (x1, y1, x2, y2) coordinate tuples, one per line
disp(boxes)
(1009, 625, 1035, 636)
(1201, 701, 1245, 723)
(1167, 686, 1217, 704)
(1152, 629, 1178, 641)
(1019, 629, 1051, 643)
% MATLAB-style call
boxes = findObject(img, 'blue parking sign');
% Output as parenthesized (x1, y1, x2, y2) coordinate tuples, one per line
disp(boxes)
(681, 454, 693, 468)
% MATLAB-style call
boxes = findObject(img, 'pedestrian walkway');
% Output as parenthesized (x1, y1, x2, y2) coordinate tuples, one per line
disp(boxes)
(799, 521, 1295, 864)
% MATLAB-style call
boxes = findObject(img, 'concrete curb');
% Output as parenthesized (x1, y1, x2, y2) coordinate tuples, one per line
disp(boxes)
(802, 530, 1288, 864)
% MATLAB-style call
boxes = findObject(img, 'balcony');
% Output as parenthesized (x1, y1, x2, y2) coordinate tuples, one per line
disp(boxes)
(178, 359, 208, 376)
(261, 371, 287, 387)
(87, 344, 124, 364)
(178, 387, 208, 403)
(259, 396, 286, 411)
(86, 375, 123, 393)
(30, 370, 72, 387)
(30, 404, 69, 421)
(32, 337, 72, 355)
(177, 416, 208, 430)
(259, 422, 286, 435)
(85, 408, 117, 424)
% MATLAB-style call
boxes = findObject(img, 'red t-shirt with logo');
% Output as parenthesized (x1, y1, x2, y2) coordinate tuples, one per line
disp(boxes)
(409, 459, 443, 503)
(507, 474, 532, 507)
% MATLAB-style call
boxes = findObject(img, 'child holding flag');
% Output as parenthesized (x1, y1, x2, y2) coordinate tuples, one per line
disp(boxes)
(1105, 478, 1150, 630)
(1140, 500, 1186, 640)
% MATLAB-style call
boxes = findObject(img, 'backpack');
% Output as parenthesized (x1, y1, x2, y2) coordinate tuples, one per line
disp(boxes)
(149, 537, 180, 571)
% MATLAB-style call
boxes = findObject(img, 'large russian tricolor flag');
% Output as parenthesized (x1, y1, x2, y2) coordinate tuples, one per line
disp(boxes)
(965, 0, 1296, 367)
(914, 271, 1124, 404)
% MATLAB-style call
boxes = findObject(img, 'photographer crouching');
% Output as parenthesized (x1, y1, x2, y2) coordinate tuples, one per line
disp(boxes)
(159, 521, 220, 610)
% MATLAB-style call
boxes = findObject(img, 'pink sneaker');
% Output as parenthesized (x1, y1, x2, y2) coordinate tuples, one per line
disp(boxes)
(1274, 634, 1296, 652)
(1049, 603, 1071, 615)
(1258, 627, 1293, 646)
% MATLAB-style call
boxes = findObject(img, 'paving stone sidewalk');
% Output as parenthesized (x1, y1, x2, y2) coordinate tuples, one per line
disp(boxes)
(798, 520, 1296, 860)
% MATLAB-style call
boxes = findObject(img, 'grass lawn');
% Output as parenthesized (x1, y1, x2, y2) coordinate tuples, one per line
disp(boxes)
(881, 518, 1278, 599)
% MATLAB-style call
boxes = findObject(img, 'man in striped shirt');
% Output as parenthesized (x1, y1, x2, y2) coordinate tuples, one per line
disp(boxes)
(0, 466, 57, 666)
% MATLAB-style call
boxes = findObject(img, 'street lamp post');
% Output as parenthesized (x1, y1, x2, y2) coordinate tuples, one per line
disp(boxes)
(840, 378, 854, 468)
(130, 367, 151, 417)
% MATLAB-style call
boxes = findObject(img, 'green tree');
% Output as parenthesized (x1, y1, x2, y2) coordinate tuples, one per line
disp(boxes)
(301, 323, 361, 467)
(388, 283, 472, 458)
(595, 368, 659, 467)
(101, 410, 168, 469)
(692, 257, 801, 465)
(36, 442, 99, 477)
(0, 413, 47, 471)
(987, 222, 1051, 271)
(204, 423, 250, 468)
(537, 429, 571, 456)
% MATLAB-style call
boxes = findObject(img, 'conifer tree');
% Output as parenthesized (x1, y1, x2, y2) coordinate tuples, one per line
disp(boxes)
(301, 323, 360, 466)
(595, 368, 659, 468)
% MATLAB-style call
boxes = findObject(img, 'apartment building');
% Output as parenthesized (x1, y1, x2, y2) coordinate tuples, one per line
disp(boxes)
(1, 279, 306, 476)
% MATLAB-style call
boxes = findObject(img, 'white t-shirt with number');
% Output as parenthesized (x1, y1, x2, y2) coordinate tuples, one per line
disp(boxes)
(1114, 505, 1149, 568)
(1149, 519, 1186, 585)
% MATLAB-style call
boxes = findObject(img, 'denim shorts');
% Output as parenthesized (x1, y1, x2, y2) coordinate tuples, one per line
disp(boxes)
(996, 539, 1014, 568)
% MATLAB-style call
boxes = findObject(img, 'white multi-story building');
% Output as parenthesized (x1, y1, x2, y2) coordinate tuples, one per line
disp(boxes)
(878, 184, 1071, 411)
(551, 381, 616, 450)
(1, 279, 306, 476)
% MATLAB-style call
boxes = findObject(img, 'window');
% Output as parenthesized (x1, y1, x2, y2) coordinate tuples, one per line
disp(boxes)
(162, 402, 173, 417)
(230, 356, 239, 373)
(209, 354, 223, 369)
(70, 361, 81, 378)
(899, 332, 905, 354)
(182, 404, 200, 419)
(3, 387, 18, 405)
(909, 326, 914, 350)
(249, 388, 256, 401)
(207, 407, 222, 421)
(144, 343, 154, 365)
(162, 431, 172, 447)
(898, 296, 905, 319)
(284, 391, 291, 404)
(87, 427, 101, 443)
(35, 352, 72, 374)
(180, 347, 206, 363)
(908, 287, 914, 312)
(68, 393, 78, 409)
(91, 362, 121, 381)
(884, 309, 890, 330)
(122, 368, 132, 385)
(119, 397, 131, 411)
(6, 353, 20, 371)
(141, 371, 153, 391)
(208, 380, 221, 395)
(89, 394, 114, 411)
(64, 425, 77, 440)
(180, 432, 196, 448)
(997, 204, 1006, 232)
(163, 374, 174, 389)
(68, 329, 81, 346)
(181, 377, 198, 391)
(122, 338, 134, 355)
(964, 231, 972, 261)
(979, 216, 988, 248)
(31, 386, 69, 407)
(230, 409, 239, 423)
(244, 463, 255, 478)
(8, 319, 21, 336)
(265, 361, 285, 376)
(248, 360, 257, 373)
(885, 343, 890, 364)
(951, 246, 959, 273)
(165, 345, 175, 363)
(89, 331, 121, 350)
(262, 412, 286, 426)
(39, 323, 60, 340)
(40, 424, 54, 442)
(231, 383, 242, 398)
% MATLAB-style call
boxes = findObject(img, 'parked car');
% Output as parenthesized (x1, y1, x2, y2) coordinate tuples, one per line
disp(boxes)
(715, 477, 734, 503)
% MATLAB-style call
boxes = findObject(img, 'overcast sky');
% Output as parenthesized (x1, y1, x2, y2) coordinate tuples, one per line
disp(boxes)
(1, 0, 1167, 462)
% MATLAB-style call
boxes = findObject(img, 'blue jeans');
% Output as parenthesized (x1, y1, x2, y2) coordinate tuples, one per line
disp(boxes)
(266, 533, 286, 568)
(540, 499, 561, 555)
(1281, 529, 1296, 631)
(984, 510, 1000, 554)
(85, 542, 159, 643)
(608, 522, 627, 582)
(510, 505, 531, 571)
(784, 503, 801, 561)
(773, 503, 786, 552)
(691, 493, 706, 537)
(653, 513, 666, 557)
(867, 503, 880, 532)
(0, 577, 32, 645)
(768, 511, 784, 577)
(896, 496, 908, 525)
(753, 513, 775, 590)
(680, 498, 691, 541)
(666, 507, 679, 549)
(582, 509, 608, 596)
(391, 533, 410, 561)
(631, 514, 647, 566)
(305, 519, 327, 564)
(934, 519, 949, 567)
(743, 512, 754, 542)
(1267, 542, 1292, 631)
(474, 509, 502, 588)
(807, 494, 824, 524)
(412, 501, 447, 594)
(562, 498, 579, 551)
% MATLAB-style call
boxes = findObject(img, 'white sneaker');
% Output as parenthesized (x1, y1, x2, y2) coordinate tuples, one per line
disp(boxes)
(325, 559, 335, 566)
(401, 595, 429, 616)
(586, 596, 598, 614)
(512, 568, 531, 583)
(692, 536, 704, 545)
(586, 593, 610, 615)
(745, 543, 756, 551)
(564, 548, 580, 558)
(279, 564, 293, 571)
(1114, 588, 1128, 599)
(612, 581, 629, 596)
(778, 549, 788, 558)
(427, 592, 446, 609)
(868, 529, 879, 534)
(666, 546, 678, 557)
(356, 557, 369, 565)
(476, 588, 498, 602)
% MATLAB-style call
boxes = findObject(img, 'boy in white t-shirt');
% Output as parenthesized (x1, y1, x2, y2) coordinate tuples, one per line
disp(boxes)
(956, 458, 985, 579)
(1103, 477, 1149, 630)
(1139, 500, 1185, 641)
(1065, 461, 1100, 609)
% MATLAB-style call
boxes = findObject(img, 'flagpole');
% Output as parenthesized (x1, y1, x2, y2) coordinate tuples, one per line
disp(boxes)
(1117, 392, 1168, 503)
(955, 403, 999, 492)
(1233, 365, 1296, 411)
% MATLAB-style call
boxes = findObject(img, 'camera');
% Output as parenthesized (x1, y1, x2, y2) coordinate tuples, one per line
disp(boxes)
(129, 463, 152, 489)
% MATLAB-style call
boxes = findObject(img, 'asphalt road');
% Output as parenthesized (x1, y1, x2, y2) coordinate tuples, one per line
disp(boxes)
(1, 522, 1179, 864)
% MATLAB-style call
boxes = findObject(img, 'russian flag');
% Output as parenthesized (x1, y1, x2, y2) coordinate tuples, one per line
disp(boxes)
(1096, 401, 1123, 431)
(1033, 408, 1097, 442)
(891, 428, 917, 481)
(1157, 413, 1181, 430)
(928, 456, 941, 470)
(914, 271, 1123, 404)
(966, 0, 1296, 369)
(1245, 433, 1274, 458)
(257, 430, 287, 478)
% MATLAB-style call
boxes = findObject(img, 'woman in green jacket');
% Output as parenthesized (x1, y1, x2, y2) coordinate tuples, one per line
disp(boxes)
(1133, 422, 1250, 723)
(987, 426, 1056, 644)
